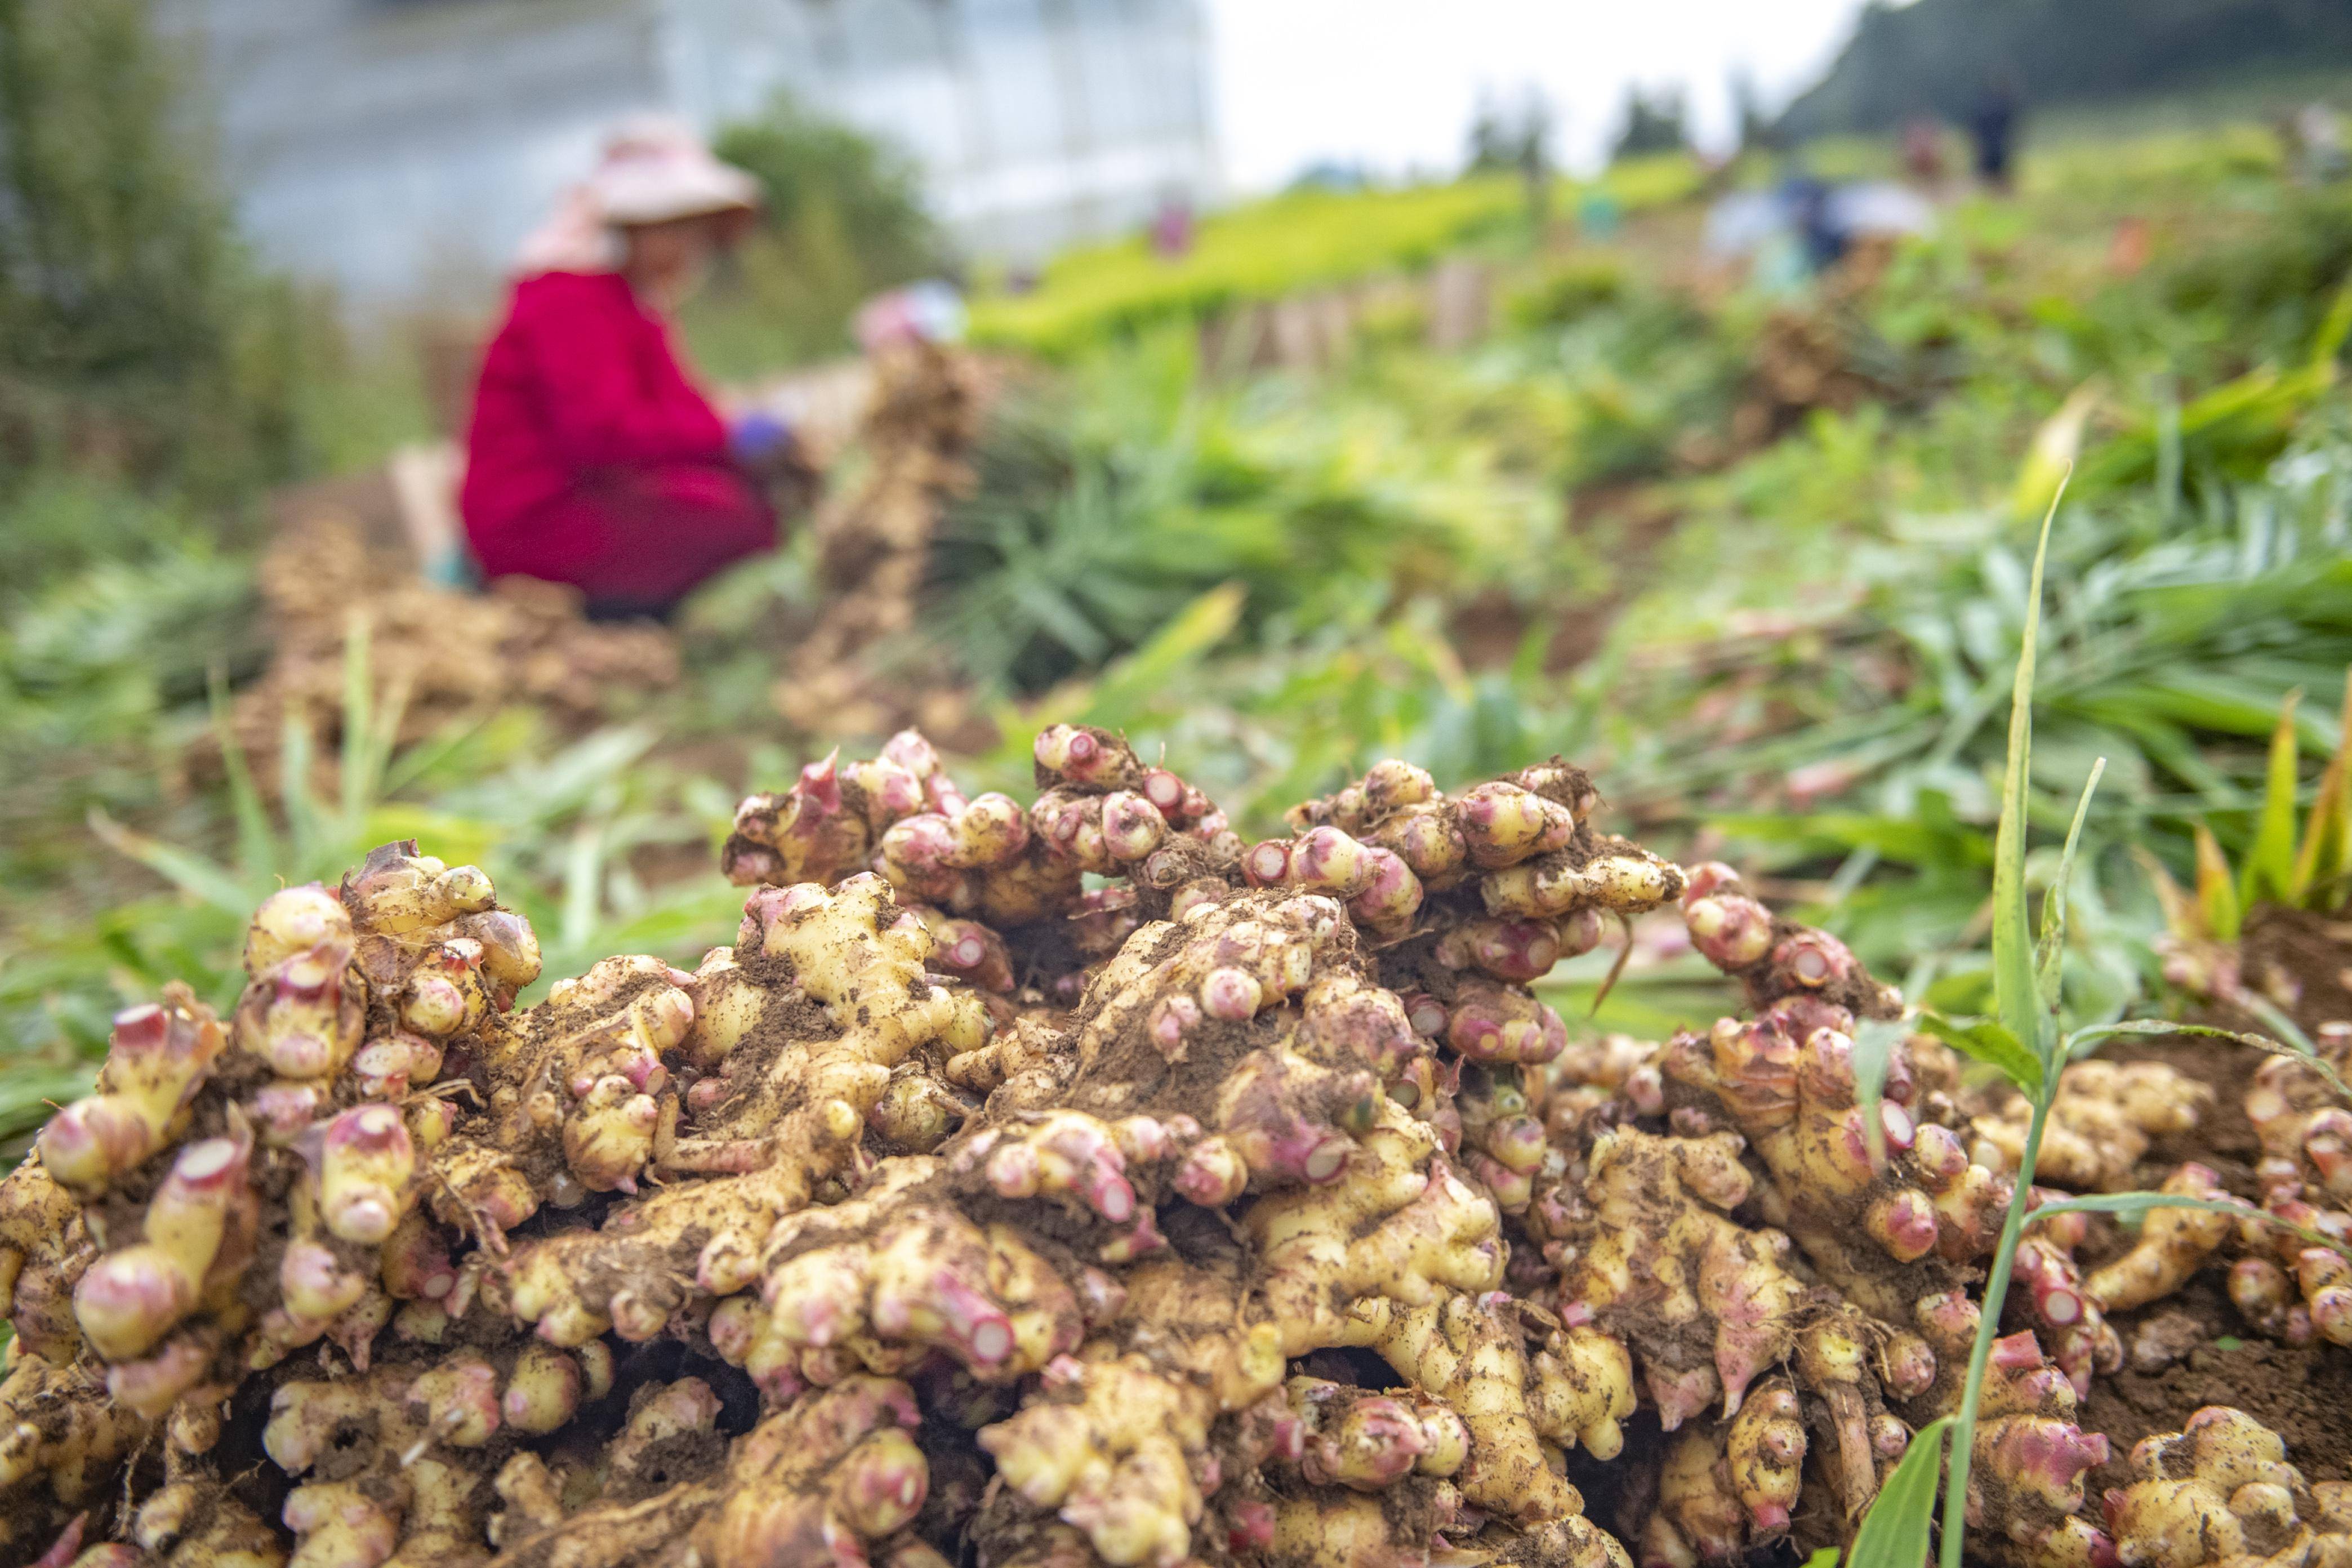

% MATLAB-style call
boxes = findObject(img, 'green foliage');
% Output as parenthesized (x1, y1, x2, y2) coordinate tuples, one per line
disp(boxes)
(1505, 257, 1630, 331)
(1854, 499, 2333, 1568)
(1846, 1417, 1947, 1568)
(0, 481, 264, 891)
(2150, 676, 2352, 942)
(967, 178, 1533, 359)
(0, 633, 745, 1145)
(685, 94, 946, 373)
(930, 328, 1571, 693)
(0, 0, 301, 502)
(963, 157, 1707, 359)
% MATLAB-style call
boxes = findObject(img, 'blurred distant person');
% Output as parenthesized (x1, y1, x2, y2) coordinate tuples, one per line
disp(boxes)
(2108, 216, 2153, 277)
(461, 117, 803, 621)
(2283, 104, 2348, 186)
(1150, 194, 1195, 259)
(1901, 117, 1946, 187)
(1781, 175, 1847, 273)
(1968, 75, 2021, 193)
(854, 280, 968, 355)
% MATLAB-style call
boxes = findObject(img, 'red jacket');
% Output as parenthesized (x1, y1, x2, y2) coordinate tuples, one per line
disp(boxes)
(461, 271, 773, 608)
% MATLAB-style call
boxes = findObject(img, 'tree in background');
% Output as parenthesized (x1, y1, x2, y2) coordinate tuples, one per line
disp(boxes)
(699, 95, 948, 370)
(1610, 84, 1691, 163)
(1464, 90, 1556, 228)
(0, 0, 299, 509)
(1730, 67, 1773, 154)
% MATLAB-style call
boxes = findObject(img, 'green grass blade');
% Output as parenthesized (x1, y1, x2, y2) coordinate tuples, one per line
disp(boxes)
(2029, 1192, 2350, 1264)
(1915, 1012, 2042, 1096)
(2240, 690, 2303, 910)
(1940, 1095, 2048, 1568)
(2291, 675, 2351, 907)
(2035, 758, 2105, 1009)
(2066, 1019, 2351, 1102)
(1850, 1416, 1948, 1568)
(2193, 825, 2242, 945)
(1852, 1017, 1908, 1169)
(561, 825, 607, 957)
(207, 665, 280, 883)
(340, 614, 373, 831)
(1993, 484, 2062, 1060)
(87, 809, 256, 915)
(2309, 274, 2352, 374)
(280, 710, 323, 871)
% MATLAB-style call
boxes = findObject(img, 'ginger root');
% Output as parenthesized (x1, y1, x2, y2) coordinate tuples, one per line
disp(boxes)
(3, 736, 2336, 1568)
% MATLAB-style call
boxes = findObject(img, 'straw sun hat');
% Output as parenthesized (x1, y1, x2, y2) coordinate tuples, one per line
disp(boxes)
(514, 114, 760, 275)
(590, 114, 761, 227)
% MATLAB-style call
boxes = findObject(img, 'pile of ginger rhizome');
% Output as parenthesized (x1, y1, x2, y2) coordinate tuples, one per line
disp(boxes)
(4, 725, 2349, 1568)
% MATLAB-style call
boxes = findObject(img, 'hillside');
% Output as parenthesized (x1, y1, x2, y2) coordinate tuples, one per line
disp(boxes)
(1776, 0, 2352, 139)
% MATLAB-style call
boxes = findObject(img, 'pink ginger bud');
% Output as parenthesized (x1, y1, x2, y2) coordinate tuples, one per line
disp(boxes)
(1481, 1115, 1549, 1175)
(1400, 991, 1448, 1037)
(1098, 791, 1167, 862)
(947, 792, 1029, 867)
(320, 1104, 414, 1244)
(75, 1134, 247, 1360)
(250, 1082, 324, 1140)
(1293, 826, 1369, 893)
(281, 1239, 367, 1325)
(401, 938, 488, 1037)
(282, 1485, 398, 1565)
(2016, 1241, 2086, 1329)
(1347, 846, 1425, 931)
(1912, 1122, 1970, 1184)
(1309, 1396, 1428, 1490)
(930, 1269, 1014, 1367)
(1228, 1500, 1277, 1553)
(1174, 1138, 1249, 1206)
(106, 1335, 212, 1419)
(1148, 994, 1201, 1060)
(1033, 723, 1104, 781)
(38, 1097, 152, 1196)
(798, 750, 845, 814)
(1646, 1362, 1720, 1432)
(1242, 838, 1292, 887)
(353, 1031, 442, 1099)
(248, 943, 357, 1079)
(1140, 767, 1191, 819)
(503, 1342, 585, 1434)
(835, 1428, 930, 1537)
(1462, 917, 1561, 983)
(1867, 1190, 1942, 1263)
(1097, 1207, 1168, 1264)
(1457, 782, 1549, 867)
(1684, 890, 1775, 970)
(409, 1353, 502, 1446)
(1772, 929, 1857, 990)
(244, 883, 350, 974)
(1200, 966, 1266, 1021)
(43, 999, 225, 1193)
(1470, 1152, 1533, 1211)
(880, 813, 957, 875)
(380, 1214, 457, 1302)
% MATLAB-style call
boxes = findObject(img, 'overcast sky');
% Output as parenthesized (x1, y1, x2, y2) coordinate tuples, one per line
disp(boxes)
(1202, 0, 1879, 188)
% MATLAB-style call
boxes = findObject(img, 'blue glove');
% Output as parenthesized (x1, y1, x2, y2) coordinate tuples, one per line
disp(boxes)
(730, 411, 792, 465)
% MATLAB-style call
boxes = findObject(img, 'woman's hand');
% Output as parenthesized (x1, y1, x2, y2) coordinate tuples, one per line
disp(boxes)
(729, 411, 795, 472)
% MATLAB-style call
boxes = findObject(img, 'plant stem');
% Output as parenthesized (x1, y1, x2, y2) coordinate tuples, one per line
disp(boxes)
(1938, 1089, 2052, 1568)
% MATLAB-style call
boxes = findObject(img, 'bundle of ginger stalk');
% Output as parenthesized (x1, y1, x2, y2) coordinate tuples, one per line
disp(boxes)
(1, 724, 2345, 1568)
